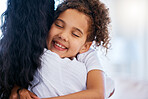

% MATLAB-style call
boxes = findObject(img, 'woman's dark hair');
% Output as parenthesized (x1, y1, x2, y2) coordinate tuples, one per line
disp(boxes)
(55, 0, 111, 51)
(0, 0, 54, 98)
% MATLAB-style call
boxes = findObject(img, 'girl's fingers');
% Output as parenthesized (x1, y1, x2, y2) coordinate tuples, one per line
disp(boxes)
(29, 91, 40, 99)
(18, 89, 32, 99)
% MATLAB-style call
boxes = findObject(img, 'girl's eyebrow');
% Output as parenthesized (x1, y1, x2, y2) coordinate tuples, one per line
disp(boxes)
(73, 27, 83, 35)
(56, 19, 65, 23)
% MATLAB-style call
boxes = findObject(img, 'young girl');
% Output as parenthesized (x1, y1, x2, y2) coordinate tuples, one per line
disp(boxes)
(10, 0, 113, 99)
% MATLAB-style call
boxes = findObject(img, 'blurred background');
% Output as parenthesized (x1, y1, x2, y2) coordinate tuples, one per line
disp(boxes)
(98, 0, 148, 99)
(0, 0, 148, 99)
(101, 0, 148, 81)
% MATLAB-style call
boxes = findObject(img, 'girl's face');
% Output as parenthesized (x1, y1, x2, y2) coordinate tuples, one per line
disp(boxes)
(47, 9, 92, 58)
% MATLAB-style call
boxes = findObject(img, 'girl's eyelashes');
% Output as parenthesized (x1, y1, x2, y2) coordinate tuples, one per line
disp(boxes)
(55, 23, 63, 28)
(72, 32, 80, 37)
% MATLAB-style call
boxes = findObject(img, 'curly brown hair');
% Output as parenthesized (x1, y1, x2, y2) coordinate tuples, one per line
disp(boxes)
(54, 0, 111, 51)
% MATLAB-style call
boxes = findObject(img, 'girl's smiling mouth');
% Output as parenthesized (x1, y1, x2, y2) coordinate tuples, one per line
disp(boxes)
(52, 41, 67, 51)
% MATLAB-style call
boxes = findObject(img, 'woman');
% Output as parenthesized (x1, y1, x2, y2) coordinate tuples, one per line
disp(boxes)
(0, 0, 54, 98)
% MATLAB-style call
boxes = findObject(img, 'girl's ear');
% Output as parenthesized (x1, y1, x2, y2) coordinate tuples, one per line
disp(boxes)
(79, 42, 92, 54)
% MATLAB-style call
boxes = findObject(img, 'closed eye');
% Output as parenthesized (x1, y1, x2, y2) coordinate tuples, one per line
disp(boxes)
(55, 23, 63, 28)
(72, 33, 80, 37)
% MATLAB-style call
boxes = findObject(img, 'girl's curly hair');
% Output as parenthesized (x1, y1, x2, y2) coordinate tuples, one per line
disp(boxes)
(55, 0, 111, 51)
(0, 0, 54, 98)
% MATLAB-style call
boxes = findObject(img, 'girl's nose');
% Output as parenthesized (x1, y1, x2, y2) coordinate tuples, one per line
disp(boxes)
(58, 31, 69, 42)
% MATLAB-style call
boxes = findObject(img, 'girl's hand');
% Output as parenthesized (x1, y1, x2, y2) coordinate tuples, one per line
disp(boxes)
(9, 85, 39, 99)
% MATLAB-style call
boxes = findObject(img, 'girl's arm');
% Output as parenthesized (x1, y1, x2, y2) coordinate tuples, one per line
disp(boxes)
(48, 70, 105, 99)
(31, 70, 105, 99)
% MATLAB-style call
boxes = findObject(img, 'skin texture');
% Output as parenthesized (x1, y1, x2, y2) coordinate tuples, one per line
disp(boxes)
(47, 9, 92, 59)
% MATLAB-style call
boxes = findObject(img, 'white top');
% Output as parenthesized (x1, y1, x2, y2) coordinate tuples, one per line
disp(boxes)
(77, 48, 104, 72)
(30, 49, 113, 98)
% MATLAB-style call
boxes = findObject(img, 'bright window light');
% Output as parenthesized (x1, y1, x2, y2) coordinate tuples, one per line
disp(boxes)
(0, 0, 7, 36)
(117, 0, 146, 28)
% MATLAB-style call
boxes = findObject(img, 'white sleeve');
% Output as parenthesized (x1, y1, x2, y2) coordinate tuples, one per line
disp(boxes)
(77, 48, 104, 73)
(105, 76, 115, 98)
